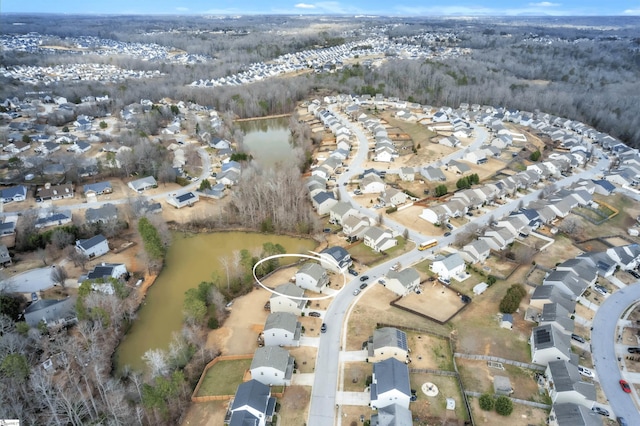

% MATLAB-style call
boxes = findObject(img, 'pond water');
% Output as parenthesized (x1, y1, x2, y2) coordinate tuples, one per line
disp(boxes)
(239, 117, 293, 167)
(115, 231, 316, 372)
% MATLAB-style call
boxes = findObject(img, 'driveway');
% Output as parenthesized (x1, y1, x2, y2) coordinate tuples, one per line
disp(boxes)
(336, 391, 370, 406)
(292, 373, 316, 386)
(2, 266, 55, 293)
(591, 282, 640, 423)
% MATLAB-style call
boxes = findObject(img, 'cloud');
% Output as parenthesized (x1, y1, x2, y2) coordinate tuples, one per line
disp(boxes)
(528, 1, 560, 6)
(295, 3, 316, 9)
(623, 8, 640, 15)
(176, 7, 189, 12)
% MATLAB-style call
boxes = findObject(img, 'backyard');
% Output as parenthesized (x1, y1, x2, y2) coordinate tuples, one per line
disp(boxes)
(195, 358, 252, 397)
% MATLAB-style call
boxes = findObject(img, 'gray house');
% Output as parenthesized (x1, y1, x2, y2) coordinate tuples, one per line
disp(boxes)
(24, 297, 76, 327)
(367, 327, 410, 363)
(370, 358, 411, 409)
(128, 176, 157, 192)
(250, 346, 295, 386)
(545, 360, 596, 409)
(548, 403, 601, 426)
(83, 181, 113, 197)
(295, 263, 329, 293)
(530, 324, 576, 367)
(370, 404, 413, 426)
(226, 379, 276, 426)
(263, 312, 302, 347)
(85, 203, 118, 224)
(75, 234, 109, 258)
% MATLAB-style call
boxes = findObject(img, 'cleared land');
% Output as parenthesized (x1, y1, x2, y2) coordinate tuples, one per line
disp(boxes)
(393, 281, 467, 324)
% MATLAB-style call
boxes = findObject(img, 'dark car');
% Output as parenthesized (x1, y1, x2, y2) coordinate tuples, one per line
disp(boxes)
(620, 379, 631, 393)
(444, 232, 451, 237)
(591, 406, 609, 416)
(348, 269, 359, 276)
(359, 275, 369, 282)
(320, 323, 327, 333)
(627, 347, 640, 354)
(359, 282, 368, 290)
(618, 416, 629, 426)
(571, 334, 586, 343)
(308, 311, 321, 318)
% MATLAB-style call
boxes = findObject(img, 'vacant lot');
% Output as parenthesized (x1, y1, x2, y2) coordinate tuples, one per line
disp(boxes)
(408, 332, 454, 371)
(394, 282, 467, 323)
(278, 385, 311, 426)
(389, 205, 443, 236)
(289, 346, 317, 374)
(196, 358, 252, 397)
(343, 362, 372, 392)
(533, 234, 582, 269)
(180, 400, 228, 426)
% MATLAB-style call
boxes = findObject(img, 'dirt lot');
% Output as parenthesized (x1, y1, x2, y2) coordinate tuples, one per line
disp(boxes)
(389, 205, 443, 236)
(343, 362, 373, 392)
(394, 281, 466, 323)
(532, 234, 582, 269)
(181, 400, 228, 426)
(408, 332, 454, 371)
(278, 385, 311, 425)
(340, 405, 372, 426)
(289, 346, 317, 374)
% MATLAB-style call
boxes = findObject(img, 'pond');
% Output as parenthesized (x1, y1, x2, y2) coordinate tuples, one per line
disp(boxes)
(115, 231, 316, 372)
(239, 117, 293, 167)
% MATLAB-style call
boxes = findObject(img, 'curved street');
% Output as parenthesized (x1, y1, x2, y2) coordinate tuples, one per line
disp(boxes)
(308, 106, 610, 425)
(591, 282, 640, 423)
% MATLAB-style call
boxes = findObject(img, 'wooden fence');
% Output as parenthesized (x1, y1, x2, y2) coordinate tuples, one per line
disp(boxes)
(191, 354, 254, 403)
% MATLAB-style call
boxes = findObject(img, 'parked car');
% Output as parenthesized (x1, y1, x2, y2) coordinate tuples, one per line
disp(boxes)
(578, 366, 594, 378)
(591, 406, 609, 416)
(359, 282, 368, 290)
(594, 284, 609, 296)
(378, 278, 386, 285)
(308, 311, 321, 318)
(323, 228, 331, 233)
(571, 334, 586, 343)
(359, 275, 369, 282)
(320, 323, 327, 333)
(618, 416, 629, 426)
(627, 347, 640, 354)
(620, 379, 631, 393)
(353, 289, 361, 296)
(31, 292, 38, 302)
(444, 232, 451, 237)
(445, 223, 453, 230)
(348, 269, 359, 276)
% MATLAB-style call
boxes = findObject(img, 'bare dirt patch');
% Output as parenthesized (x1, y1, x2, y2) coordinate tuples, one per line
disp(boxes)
(408, 332, 454, 371)
(180, 400, 227, 426)
(410, 372, 467, 423)
(341, 405, 372, 426)
(343, 362, 372, 392)
(394, 281, 466, 323)
(279, 385, 311, 425)
(533, 234, 582, 269)
(390, 205, 443, 236)
(289, 346, 317, 374)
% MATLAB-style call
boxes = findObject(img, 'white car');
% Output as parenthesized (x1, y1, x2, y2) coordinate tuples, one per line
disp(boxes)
(578, 366, 595, 378)
(594, 285, 608, 296)
(353, 289, 361, 296)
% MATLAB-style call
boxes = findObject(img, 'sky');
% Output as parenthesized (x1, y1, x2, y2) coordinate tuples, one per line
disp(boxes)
(1, 0, 639, 16)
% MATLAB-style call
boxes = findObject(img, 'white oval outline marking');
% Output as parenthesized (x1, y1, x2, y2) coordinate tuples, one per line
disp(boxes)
(252, 251, 347, 301)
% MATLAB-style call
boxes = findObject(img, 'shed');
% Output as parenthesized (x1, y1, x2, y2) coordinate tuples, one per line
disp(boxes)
(500, 313, 514, 330)
(446, 398, 456, 410)
(493, 375, 514, 396)
(473, 282, 488, 295)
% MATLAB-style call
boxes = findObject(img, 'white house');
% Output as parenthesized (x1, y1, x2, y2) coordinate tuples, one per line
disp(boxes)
(430, 253, 465, 281)
(295, 263, 329, 293)
(167, 191, 199, 209)
(227, 379, 276, 426)
(460, 239, 491, 264)
(545, 360, 596, 409)
(360, 174, 385, 194)
(263, 312, 301, 347)
(329, 201, 357, 225)
(530, 324, 574, 367)
(384, 268, 420, 297)
(128, 176, 157, 192)
(269, 283, 306, 315)
(370, 358, 411, 409)
(366, 327, 410, 363)
(0, 185, 27, 203)
(363, 226, 397, 253)
(75, 234, 109, 259)
(319, 246, 352, 273)
(250, 346, 295, 386)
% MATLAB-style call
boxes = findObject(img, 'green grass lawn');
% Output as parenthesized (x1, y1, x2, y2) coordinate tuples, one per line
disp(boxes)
(196, 358, 252, 396)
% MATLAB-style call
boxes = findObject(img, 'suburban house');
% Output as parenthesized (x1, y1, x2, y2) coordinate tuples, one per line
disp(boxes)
(384, 268, 421, 297)
(575, 251, 617, 278)
(606, 244, 640, 271)
(360, 173, 386, 194)
(342, 215, 371, 240)
(530, 324, 575, 367)
(36, 183, 74, 201)
(430, 253, 465, 281)
(363, 226, 397, 253)
(480, 227, 516, 251)
(250, 346, 295, 386)
(547, 403, 602, 426)
(329, 201, 357, 225)
(370, 358, 412, 410)
(128, 176, 158, 192)
(167, 191, 199, 209)
(79, 262, 128, 288)
(226, 379, 276, 426)
(370, 404, 413, 426)
(35, 211, 72, 229)
(448, 160, 470, 175)
(366, 327, 410, 363)
(85, 203, 118, 224)
(262, 312, 302, 347)
(311, 191, 337, 215)
(295, 263, 329, 293)
(460, 239, 491, 264)
(0, 244, 11, 265)
(539, 303, 575, 335)
(399, 167, 415, 182)
(543, 270, 590, 300)
(544, 360, 596, 409)
(379, 188, 408, 207)
(0, 185, 27, 203)
(75, 234, 109, 259)
(83, 181, 112, 197)
(529, 285, 576, 315)
(420, 166, 446, 182)
(319, 246, 352, 273)
(269, 283, 306, 315)
(24, 297, 77, 328)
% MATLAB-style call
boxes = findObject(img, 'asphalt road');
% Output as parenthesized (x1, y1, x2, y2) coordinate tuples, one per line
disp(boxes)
(2, 266, 55, 293)
(591, 283, 640, 423)
(307, 107, 610, 425)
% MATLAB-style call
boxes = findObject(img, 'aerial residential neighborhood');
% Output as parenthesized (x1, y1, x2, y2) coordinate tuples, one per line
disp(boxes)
(0, 10, 639, 426)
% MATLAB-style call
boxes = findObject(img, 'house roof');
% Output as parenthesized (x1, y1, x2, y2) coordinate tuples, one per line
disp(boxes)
(532, 324, 571, 358)
(321, 246, 350, 264)
(548, 360, 596, 401)
(372, 358, 411, 398)
(0, 185, 27, 200)
(271, 283, 305, 300)
(83, 181, 112, 194)
(175, 192, 197, 203)
(386, 268, 420, 287)
(230, 379, 271, 413)
(541, 303, 574, 333)
(370, 404, 413, 426)
(434, 253, 465, 271)
(76, 234, 107, 251)
(85, 263, 126, 281)
(330, 201, 354, 217)
(250, 346, 291, 372)
(35, 211, 72, 227)
(372, 327, 409, 352)
(264, 312, 299, 334)
(312, 191, 335, 205)
(85, 203, 118, 223)
(531, 285, 576, 313)
(297, 263, 326, 285)
(551, 403, 601, 426)
(129, 176, 157, 190)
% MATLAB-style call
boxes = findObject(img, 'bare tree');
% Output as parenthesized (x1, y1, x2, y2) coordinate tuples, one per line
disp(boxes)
(218, 255, 231, 290)
(142, 348, 169, 378)
(558, 216, 581, 235)
(66, 248, 89, 271)
(50, 266, 68, 288)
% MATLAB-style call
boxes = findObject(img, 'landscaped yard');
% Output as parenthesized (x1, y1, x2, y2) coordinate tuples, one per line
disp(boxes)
(195, 358, 252, 397)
